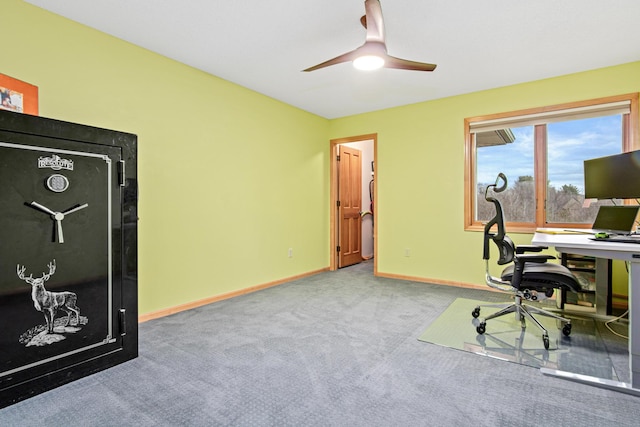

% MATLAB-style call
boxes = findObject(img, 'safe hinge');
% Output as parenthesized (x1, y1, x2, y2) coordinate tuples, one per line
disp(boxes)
(117, 160, 126, 187)
(119, 308, 127, 336)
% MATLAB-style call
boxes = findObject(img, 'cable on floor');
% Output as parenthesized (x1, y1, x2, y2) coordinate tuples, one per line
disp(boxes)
(605, 309, 629, 339)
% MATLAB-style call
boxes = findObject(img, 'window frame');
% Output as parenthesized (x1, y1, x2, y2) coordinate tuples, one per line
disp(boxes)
(464, 93, 639, 233)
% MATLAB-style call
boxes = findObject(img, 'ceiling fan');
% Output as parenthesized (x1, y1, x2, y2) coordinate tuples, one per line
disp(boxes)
(303, 0, 437, 72)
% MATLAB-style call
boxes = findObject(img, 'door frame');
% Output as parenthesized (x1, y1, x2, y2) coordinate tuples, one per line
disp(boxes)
(330, 133, 378, 273)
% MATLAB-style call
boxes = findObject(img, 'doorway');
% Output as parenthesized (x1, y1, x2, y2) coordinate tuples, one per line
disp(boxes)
(330, 134, 377, 273)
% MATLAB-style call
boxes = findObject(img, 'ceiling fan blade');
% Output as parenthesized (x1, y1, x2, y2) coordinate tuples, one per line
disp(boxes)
(303, 49, 360, 72)
(363, 0, 385, 44)
(384, 55, 437, 72)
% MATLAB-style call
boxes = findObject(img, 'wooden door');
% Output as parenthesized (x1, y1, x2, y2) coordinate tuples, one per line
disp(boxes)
(338, 145, 362, 268)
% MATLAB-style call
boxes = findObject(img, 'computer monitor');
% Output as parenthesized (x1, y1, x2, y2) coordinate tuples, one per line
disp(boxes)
(584, 150, 640, 199)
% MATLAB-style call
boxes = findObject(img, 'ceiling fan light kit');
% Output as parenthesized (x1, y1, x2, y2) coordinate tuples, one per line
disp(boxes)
(353, 55, 385, 71)
(303, 0, 436, 73)
(352, 40, 387, 70)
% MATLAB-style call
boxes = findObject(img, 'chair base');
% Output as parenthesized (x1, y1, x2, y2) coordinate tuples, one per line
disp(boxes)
(471, 295, 572, 350)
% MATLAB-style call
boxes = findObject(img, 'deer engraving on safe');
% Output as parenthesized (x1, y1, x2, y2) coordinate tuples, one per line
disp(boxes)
(16, 260, 81, 336)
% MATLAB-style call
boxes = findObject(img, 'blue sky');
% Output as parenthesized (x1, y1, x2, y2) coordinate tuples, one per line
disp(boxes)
(477, 115, 622, 193)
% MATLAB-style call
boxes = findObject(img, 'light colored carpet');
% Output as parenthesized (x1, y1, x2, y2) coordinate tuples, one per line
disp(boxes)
(1, 262, 636, 426)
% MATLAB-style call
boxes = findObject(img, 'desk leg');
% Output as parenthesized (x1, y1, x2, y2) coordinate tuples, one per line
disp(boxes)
(630, 261, 640, 388)
(540, 260, 640, 396)
(595, 258, 612, 316)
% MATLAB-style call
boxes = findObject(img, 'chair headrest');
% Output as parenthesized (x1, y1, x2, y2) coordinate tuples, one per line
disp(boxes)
(483, 173, 509, 261)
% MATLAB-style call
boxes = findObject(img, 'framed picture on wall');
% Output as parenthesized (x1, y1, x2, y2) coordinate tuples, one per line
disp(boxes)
(0, 73, 38, 115)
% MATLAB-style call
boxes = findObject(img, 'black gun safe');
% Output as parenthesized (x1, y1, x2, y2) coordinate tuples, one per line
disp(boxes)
(0, 109, 137, 407)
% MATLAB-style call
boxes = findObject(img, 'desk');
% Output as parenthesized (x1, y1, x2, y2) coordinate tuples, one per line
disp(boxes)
(532, 232, 640, 396)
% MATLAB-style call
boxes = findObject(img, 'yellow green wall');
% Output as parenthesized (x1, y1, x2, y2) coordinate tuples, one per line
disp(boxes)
(5, 0, 330, 314)
(330, 61, 640, 298)
(6, 0, 639, 314)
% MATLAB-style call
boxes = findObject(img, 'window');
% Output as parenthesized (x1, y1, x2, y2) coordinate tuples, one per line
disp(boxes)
(465, 94, 639, 232)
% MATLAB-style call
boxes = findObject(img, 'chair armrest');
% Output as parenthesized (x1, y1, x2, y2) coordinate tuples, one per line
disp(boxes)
(516, 245, 548, 254)
(517, 254, 555, 264)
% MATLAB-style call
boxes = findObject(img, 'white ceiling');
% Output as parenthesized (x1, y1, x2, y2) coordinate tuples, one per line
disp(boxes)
(25, 0, 640, 119)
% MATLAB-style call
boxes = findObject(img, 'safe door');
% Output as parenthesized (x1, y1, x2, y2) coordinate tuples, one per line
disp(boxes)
(0, 110, 137, 407)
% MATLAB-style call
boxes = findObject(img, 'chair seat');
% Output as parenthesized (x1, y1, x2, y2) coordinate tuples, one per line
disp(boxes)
(502, 262, 582, 293)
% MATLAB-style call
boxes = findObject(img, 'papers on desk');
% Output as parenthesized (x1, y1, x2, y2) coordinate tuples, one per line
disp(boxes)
(535, 228, 592, 235)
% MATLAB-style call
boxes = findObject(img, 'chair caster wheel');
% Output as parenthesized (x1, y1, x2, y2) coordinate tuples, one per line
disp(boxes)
(471, 307, 480, 318)
(562, 323, 572, 336)
(476, 323, 486, 334)
(543, 334, 550, 350)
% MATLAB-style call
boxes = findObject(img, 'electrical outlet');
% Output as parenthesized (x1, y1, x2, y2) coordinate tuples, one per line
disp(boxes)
(404, 248, 411, 257)
(288, 248, 293, 258)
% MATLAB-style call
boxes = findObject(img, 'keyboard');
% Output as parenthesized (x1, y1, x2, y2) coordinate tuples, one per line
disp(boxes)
(590, 235, 640, 244)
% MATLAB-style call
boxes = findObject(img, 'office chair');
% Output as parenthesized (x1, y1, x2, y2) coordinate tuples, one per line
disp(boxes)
(472, 173, 582, 349)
